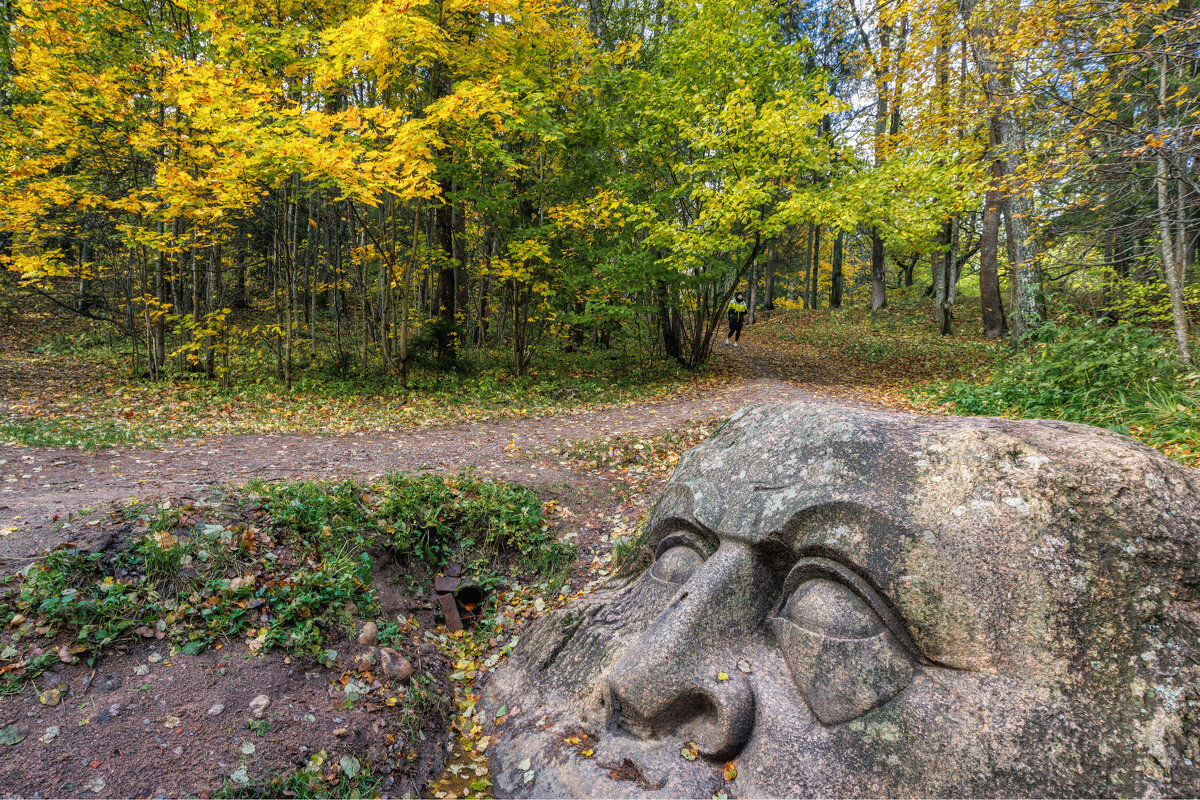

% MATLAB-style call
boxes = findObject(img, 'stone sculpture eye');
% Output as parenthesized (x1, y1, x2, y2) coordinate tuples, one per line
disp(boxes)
(649, 536, 707, 585)
(770, 562, 914, 725)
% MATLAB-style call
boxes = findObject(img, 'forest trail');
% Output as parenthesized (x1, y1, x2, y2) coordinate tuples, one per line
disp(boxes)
(0, 348, 895, 558)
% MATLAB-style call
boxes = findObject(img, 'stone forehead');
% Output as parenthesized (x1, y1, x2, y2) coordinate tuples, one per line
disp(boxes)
(651, 402, 1200, 674)
(660, 402, 1175, 537)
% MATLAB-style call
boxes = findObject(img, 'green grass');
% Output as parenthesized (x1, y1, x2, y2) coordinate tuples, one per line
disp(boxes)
(214, 752, 383, 799)
(249, 470, 574, 584)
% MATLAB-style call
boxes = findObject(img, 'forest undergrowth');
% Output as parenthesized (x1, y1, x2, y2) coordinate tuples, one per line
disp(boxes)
(0, 315, 705, 448)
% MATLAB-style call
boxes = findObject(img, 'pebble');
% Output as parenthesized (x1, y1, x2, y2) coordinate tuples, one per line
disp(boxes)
(248, 694, 270, 718)
(357, 621, 378, 646)
(380, 648, 413, 682)
(207, 703, 224, 716)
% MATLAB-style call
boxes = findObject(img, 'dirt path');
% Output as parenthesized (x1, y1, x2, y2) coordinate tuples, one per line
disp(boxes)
(0, 344, 894, 560)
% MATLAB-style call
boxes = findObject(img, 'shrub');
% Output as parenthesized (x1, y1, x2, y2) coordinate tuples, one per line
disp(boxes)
(919, 319, 1199, 461)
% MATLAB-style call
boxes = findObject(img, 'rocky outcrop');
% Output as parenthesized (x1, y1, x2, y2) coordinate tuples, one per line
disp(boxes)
(483, 403, 1200, 797)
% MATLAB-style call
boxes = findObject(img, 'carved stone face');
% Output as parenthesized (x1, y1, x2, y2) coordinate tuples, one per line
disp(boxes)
(483, 404, 1200, 797)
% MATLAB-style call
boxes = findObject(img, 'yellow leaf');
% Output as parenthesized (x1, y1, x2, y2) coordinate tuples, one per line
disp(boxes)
(717, 672, 729, 681)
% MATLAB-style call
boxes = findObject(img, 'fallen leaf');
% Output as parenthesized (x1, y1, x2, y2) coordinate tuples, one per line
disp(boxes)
(0, 725, 27, 746)
(39, 726, 59, 743)
(736, 659, 751, 673)
(717, 671, 729, 681)
(724, 761, 738, 781)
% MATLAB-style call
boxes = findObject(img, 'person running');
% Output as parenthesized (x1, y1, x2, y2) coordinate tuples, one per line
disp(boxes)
(725, 291, 748, 346)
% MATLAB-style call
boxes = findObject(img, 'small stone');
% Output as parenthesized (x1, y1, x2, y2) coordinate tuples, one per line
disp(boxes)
(248, 694, 270, 718)
(207, 703, 224, 716)
(357, 621, 378, 646)
(379, 648, 413, 683)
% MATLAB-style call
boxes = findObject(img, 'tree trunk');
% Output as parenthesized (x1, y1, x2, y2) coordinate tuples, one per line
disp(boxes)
(870, 231, 886, 310)
(655, 278, 682, 363)
(809, 225, 821, 310)
(763, 243, 776, 310)
(935, 219, 954, 335)
(435, 195, 457, 370)
(1158, 53, 1192, 364)
(961, 0, 1043, 340)
(748, 263, 758, 324)
(980, 117, 1006, 338)
(830, 230, 844, 309)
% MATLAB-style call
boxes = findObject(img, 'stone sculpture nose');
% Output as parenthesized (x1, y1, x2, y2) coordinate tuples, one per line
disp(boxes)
(605, 542, 770, 760)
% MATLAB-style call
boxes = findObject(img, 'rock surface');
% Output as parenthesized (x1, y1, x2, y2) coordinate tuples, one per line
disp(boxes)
(483, 403, 1200, 797)
(357, 621, 378, 646)
(248, 694, 270, 719)
(380, 648, 414, 682)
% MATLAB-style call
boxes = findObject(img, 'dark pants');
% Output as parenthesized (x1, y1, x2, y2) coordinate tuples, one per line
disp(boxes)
(728, 322, 742, 342)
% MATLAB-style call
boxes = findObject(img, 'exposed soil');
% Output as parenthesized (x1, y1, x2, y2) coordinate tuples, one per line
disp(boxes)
(0, 636, 449, 799)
